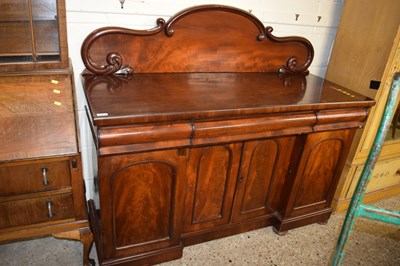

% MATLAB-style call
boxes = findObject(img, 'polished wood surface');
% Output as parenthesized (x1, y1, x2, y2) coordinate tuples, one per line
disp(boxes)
(81, 5, 313, 75)
(0, 159, 70, 196)
(84, 73, 372, 126)
(0, 155, 93, 265)
(232, 137, 295, 223)
(97, 149, 186, 260)
(0, 2, 93, 264)
(0, 193, 74, 229)
(0, 74, 77, 161)
(183, 144, 241, 233)
(81, 5, 375, 265)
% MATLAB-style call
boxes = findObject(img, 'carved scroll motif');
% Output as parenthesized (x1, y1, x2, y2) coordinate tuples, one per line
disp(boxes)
(81, 18, 167, 75)
(264, 27, 314, 75)
(81, 5, 314, 75)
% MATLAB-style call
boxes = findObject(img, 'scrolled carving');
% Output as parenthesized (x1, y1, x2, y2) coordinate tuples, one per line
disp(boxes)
(81, 5, 314, 75)
(257, 33, 266, 41)
(279, 56, 302, 75)
(81, 24, 165, 75)
(264, 26, 314, 74)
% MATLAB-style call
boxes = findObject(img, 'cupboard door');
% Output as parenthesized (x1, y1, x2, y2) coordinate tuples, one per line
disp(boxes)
(289, 129, 355, 217)
(232, 137, 295, 223)
(183, 143, 242, 233)
(98, 149, 187, 259)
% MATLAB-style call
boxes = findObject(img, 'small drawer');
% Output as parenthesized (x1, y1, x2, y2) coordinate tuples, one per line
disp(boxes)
(0, 160, 71, 196)
(0, 193, 74, 229)
(347, 157, 400, 197)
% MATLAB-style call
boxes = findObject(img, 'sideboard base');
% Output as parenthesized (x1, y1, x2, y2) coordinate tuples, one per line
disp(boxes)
(273, 209, 332, 233)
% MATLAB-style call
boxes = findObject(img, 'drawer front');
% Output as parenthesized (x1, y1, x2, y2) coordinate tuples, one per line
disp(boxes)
(347, 157, 400, 197)
(0, 160, 71, 196)
(0, 193, 74, 229)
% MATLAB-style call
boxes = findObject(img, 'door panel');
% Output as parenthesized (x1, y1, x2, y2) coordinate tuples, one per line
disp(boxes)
(183, 143, 242, 233)
(232, 137, 295, 222)
(98, 149, 186, 258)
(113, 162, 173, 247)
(289, 129, 355, 217)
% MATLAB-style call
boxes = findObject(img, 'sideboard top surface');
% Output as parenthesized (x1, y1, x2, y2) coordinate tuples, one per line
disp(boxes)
(80, 5, 374, 128)
(82, 73, 374, 127)
(0, 74, 78, 162)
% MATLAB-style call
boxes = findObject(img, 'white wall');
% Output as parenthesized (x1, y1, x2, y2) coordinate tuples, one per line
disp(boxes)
(65, 0, 344, 199)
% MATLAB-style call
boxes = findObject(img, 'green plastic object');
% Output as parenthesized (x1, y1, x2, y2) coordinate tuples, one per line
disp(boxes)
(331, 72, 400, 266)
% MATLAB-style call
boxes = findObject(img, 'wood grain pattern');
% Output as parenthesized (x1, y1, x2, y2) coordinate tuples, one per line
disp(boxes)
(113, 162, 173, 247)
(98, 149, 186, 259)
(274, 129, 355, 233)
(0, 159, 70, 197)
(183, 144, 241, 233)
(0, 74, 77, 161)
(83, 73, 373, 127)
(0, 193, 74, 229)
(231, 138, 294, 223)
(81, 5, 313, 75)
(81, 5, 375, 265)
(0, 2, 93, 264)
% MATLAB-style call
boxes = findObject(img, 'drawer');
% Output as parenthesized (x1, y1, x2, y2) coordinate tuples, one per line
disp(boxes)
(347, 157, 400, 197)
(0, 160, 71, 197)
(0, 193, 74, 229)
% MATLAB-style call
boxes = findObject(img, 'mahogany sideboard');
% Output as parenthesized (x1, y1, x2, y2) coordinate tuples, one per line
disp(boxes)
(0, 1, 93, 265)
(80, 5, 375, 265)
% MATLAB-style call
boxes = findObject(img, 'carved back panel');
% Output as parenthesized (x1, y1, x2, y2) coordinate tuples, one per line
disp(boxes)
(81, 5, 313, 75)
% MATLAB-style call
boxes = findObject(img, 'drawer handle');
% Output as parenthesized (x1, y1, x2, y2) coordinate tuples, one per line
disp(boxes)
(47, 201, 54, 218)
(42, 168, 49, 186)
(396, 169, 400, 176)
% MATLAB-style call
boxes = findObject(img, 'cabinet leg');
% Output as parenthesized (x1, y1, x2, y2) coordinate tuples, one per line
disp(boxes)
(53, 227, 95, 266)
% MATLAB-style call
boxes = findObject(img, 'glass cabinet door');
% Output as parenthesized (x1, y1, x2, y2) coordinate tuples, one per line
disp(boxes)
(0, 0, 34, 63)
(32, 0, 60, 62)
(0, 0, 65, 70)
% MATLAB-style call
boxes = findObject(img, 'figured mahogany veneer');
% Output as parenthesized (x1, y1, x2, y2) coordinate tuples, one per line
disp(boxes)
(81, 5, 313, 75)
(81, 5, 374, 265)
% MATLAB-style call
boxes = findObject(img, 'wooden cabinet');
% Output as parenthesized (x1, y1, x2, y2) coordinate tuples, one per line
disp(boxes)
(275, 130, 356, 231)
(81, 5, 374, 265)
(95, 149, 186, 263)
(0, 1, 93, 265)
(325, 0, 400, 211)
